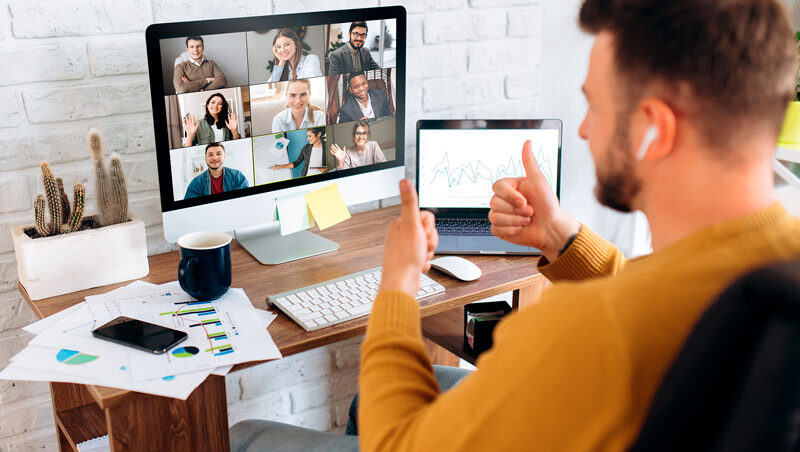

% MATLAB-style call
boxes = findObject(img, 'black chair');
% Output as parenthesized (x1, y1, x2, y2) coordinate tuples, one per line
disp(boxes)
(630, 258, 800, 451)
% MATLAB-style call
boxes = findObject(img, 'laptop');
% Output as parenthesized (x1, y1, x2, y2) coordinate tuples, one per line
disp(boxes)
(416, 119, 562, 255)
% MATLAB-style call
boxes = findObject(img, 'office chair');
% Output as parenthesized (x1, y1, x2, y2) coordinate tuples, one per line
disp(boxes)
(630, 258, 800, 451)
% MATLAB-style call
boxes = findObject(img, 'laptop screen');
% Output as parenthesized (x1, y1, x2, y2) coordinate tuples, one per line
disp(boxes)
(417, 120, 561, 211)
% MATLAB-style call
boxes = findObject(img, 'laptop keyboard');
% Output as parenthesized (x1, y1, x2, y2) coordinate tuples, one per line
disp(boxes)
(436, 218, 492, 236)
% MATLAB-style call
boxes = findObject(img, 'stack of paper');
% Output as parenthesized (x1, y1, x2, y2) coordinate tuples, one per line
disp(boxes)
(0, 281, 281, 400)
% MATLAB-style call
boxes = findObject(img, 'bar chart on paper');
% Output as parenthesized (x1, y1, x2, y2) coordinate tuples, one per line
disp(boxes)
(84, 282, 280, 381)
(418, 129, 560, 208)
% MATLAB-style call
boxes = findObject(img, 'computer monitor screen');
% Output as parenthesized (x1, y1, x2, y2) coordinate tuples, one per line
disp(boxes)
(145, 7, 406, 250)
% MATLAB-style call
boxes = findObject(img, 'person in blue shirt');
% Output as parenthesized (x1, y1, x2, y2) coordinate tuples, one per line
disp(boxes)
(184, 142, 249, 199)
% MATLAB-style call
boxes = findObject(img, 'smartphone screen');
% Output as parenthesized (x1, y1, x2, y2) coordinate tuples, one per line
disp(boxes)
(92, 316, 188, 354)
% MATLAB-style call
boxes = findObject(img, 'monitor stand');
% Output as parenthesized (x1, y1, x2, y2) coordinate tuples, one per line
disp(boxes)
(234, 222, 339, 265)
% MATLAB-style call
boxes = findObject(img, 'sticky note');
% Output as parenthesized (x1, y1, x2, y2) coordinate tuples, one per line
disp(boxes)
(275, 193, 315, 236)
(305, 184, 351, 230)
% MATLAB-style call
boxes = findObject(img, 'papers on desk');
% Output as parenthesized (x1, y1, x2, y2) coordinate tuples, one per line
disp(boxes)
(0, 281, 281, 400)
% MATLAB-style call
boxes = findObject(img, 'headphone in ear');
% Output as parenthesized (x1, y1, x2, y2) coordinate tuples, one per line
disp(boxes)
(636, 126, 659, 161)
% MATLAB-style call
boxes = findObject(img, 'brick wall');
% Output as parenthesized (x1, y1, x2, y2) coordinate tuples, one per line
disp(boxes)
(0, 0, 555, 448)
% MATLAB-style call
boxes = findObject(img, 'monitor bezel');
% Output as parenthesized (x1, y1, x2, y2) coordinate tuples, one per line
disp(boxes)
(145, 6, 406, 213)
(415, 119, 563, 217)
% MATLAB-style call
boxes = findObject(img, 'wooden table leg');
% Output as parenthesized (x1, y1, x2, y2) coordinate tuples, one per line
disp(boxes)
(424, 337, 461, 367)
(50, 382, 100, 452)
(512, 275, 551, 311)
(105, 375, 229, 452)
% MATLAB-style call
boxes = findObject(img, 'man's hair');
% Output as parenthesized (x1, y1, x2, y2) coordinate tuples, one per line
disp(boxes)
(205, 142, 224, 152)
(185, 36, 204, 47)
(579, 0, 797, 151)
(347, 72, 367, 90)
(349, 21, 368, 33)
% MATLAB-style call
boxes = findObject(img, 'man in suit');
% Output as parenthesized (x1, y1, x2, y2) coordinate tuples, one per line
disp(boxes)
(328, 21, 381, 76)
(338, 72, 393, 123)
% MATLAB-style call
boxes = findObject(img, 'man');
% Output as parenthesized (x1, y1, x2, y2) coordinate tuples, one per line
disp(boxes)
(173, 36, 227, 94)
(184, 143, 248, 199)
(328, 21, 381, 76)
(337, 72, 393, 123)
(358, 0, 800, 450)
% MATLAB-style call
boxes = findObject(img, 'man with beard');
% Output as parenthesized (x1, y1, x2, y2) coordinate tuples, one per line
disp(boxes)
(184, 143, 248, 199)
(351, 0, 800, 450)
(328, 21, 381, 76)
(337, 72, 393, 123)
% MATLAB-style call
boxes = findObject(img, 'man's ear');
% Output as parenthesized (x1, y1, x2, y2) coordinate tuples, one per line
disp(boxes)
(638, 97, 677, 161)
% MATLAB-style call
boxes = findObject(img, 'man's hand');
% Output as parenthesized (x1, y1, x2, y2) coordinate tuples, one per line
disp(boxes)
(379, 180, 438, 296)
(489, 140, 579, 261)
(181, 76, 189, 83)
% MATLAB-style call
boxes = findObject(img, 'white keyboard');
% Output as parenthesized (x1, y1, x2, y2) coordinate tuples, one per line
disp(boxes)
(268, 266, 445, 332)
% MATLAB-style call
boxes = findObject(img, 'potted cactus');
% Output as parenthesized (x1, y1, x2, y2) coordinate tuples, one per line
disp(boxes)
(11, 130, 149, 300)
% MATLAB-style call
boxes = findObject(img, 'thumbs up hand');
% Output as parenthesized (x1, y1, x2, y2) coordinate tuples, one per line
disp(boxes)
(489, 140, 580, 261)
(380, 180, 438, 296)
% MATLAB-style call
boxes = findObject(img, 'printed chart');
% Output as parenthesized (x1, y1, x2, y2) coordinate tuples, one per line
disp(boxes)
(85, 282, 280, 381)
(418, 129, 560, 208)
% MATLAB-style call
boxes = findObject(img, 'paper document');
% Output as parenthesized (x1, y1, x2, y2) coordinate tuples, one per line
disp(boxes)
(305, 183, 351, 230)
(276, 192, 315, 236)
(84, 282, 281, 380)
(3, 280, 282, 399)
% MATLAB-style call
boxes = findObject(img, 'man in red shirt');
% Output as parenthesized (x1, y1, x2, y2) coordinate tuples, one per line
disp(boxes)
(184, 143, 249, 199)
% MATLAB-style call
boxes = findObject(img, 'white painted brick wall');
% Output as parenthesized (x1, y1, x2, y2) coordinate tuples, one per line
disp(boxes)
(0, 0, 543, 447)
(87, 36, 148, 77)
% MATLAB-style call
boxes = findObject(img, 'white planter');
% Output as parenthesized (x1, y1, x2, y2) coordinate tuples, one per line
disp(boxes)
(12, 213, 149, 300)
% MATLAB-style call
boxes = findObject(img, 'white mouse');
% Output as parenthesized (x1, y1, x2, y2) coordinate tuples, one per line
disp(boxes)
(429, 256, 481, 282)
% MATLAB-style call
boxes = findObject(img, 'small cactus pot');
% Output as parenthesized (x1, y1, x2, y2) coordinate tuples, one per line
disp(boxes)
(12, 213, 149, 300)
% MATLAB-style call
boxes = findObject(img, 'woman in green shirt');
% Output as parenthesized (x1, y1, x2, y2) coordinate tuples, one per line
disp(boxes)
(182, 93, 241, 147)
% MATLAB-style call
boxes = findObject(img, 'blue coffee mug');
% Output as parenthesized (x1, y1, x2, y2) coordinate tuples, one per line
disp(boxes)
(177, 231, 232, 301)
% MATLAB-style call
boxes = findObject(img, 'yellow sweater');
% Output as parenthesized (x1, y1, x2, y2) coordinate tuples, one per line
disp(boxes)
(359, 203, 800, 451)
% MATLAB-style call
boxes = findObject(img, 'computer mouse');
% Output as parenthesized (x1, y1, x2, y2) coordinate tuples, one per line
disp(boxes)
(429, 256, 482, 282)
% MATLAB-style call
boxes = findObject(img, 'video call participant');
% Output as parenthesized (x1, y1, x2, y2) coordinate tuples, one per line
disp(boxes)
(184, 143, 249, 199)
(328, 21, 381, 75)
(337, 72, 393, 123)
(330, 121, 387, 170)
(268, 28, 322, 82)
(182, 93, 241, 147)
(173, 36, 228, 94)
(272, 79, 326, 133)
(268, 127, 326, 177)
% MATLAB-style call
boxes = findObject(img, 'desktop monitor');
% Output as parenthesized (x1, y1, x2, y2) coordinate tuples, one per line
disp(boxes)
(145, 7, 406, 264)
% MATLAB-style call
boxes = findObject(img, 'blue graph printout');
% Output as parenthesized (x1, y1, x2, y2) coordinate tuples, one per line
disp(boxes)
(418, 129, 559, 209)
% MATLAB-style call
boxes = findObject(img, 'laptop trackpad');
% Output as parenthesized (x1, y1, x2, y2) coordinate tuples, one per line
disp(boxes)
(459, 236, 536, 253)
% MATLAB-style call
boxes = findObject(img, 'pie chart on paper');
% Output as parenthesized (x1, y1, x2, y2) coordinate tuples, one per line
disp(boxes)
(56, 349, 99, 365)
(172, 346, 200, 358)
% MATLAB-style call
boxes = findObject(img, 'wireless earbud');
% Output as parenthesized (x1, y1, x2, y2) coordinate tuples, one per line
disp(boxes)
(636, 126, 659, 161)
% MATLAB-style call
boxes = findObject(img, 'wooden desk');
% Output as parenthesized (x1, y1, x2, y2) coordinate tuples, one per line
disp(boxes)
(20, 206, 549, 452)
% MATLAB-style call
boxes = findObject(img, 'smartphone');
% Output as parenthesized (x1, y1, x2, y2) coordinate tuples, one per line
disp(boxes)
(92, 316, 188, 354)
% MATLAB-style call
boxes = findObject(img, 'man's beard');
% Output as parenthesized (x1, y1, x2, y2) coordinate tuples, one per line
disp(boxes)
(594, 115, 641, 213)
(350, 40, 363, 50)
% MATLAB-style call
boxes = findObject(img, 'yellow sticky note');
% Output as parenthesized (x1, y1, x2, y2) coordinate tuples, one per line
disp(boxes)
(305, 184, 351, 230)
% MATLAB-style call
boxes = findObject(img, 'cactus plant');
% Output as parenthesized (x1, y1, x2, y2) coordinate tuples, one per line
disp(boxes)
(57, 177, 71, 221)
(89, 130, 128, 227)
(32, 162, 85, 237)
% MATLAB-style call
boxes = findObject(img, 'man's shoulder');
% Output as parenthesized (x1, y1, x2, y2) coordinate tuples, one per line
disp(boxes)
(188, 172, 206, 186)
(370, 89, 389, 99)
(330, 46, 349, 58)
